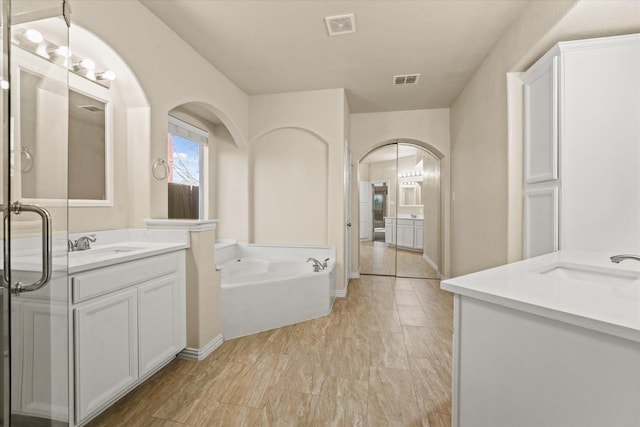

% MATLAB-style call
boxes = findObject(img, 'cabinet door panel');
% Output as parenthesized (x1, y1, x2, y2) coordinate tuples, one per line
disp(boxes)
(524, 187, 558, 258)
(139, 274, 179, 376)
(20, 302, 68, 420)
(75, 289, 138, 422)
(415, 226, 424, 250)
(524, 56, 558, 183)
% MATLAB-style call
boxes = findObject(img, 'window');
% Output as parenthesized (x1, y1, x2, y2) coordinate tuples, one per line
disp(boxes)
(167, 115, 208, 219)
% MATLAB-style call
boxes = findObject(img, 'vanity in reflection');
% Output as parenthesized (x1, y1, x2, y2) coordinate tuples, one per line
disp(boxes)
(384, 217, 423, 250)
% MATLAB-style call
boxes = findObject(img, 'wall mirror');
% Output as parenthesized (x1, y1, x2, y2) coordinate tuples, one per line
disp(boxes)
(14, 47, 113, 206)
(400, 182, 422, 206)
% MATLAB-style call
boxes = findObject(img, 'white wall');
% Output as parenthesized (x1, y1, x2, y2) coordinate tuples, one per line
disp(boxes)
(449, 0, 640, 276)
(351, 109, 450, 277)
(249, 89, 348, 291)
(72, 0, 249, 226)
(215, 124, 250, 242)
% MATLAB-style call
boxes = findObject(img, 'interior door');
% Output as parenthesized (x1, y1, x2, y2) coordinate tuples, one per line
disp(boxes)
(358, 181, 372, 241)
(2, 1, 70, 425)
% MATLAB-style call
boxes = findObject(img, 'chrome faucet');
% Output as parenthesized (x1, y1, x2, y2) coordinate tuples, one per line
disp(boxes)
(69, 235, 97, 252)
(307, 257, 325, 272)
(610, 254, 640, 264)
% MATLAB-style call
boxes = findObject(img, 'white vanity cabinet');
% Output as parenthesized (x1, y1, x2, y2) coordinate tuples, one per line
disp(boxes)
(74, 289, 138, 421)
(71, 250, 186, 424)
(522, 33, 640, 257)
(10, 273, 69, 422)
(384, 218, 423, 250)
(396, 219, 415, 248)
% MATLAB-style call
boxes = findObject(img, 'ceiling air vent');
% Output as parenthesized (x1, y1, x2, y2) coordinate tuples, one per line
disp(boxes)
(393, 74, 421, 85)
(325, 14, 356, 36)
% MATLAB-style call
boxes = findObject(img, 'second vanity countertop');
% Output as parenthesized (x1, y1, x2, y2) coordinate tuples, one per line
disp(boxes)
(441, 250, 640, 343)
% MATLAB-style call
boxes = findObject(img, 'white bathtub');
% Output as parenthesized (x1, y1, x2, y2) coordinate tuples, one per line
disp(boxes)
(216, 242, 336, 339)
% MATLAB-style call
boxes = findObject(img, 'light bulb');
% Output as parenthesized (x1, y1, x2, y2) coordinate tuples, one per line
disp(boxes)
(96, 70, 116, 81)
(0, 80, 8, 90)
(56, 46, 72, 58)
(25, 29, 43, 44)
(77, 58, 95, 71)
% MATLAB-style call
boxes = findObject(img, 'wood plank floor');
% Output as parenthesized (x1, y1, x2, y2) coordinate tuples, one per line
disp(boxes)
(89, 276, 453, 426)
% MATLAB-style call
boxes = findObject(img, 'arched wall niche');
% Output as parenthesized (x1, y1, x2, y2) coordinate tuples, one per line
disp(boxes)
(167, 101, 250, 242)
(250, 126, 330, 245)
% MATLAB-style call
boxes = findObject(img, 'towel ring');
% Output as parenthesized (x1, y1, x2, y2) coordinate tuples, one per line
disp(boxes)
(152, 158, 169, 180)
(21, 147, 33, 174)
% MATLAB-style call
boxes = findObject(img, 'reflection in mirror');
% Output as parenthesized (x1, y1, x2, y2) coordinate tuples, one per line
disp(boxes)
(358, 142, 441, 279)
(19, 67, 68, 200)
(16, 46, 112, 205)
(68, 90, 106, 200)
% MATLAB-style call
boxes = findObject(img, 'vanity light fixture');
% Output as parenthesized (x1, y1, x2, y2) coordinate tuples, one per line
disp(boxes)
(96, 70, 116, 81)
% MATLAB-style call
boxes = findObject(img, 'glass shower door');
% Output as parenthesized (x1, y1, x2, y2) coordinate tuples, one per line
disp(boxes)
(2, 1, 70, 425)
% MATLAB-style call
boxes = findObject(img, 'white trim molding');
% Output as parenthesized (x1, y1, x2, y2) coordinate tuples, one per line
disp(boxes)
(423, 254, 443, 279)
(177, 334, 223, 362)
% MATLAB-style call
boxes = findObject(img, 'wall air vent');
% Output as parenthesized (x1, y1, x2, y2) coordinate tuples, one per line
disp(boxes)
(77, 104, 104, 113)
(393, 74, 421, 85)
(325, 13, 356, 36)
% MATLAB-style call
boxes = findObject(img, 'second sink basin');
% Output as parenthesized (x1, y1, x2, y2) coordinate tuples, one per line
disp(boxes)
(535, 262, 640, 286)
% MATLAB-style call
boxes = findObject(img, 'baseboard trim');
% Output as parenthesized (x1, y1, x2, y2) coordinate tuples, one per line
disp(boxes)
(178, 334, 223, 361)
(349, 272, 360, 279)
(422, 254, 443, 279)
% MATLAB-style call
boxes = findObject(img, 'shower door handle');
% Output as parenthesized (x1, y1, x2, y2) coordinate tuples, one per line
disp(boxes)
(3, 201, 52, 295)
(347, 222, 352, 227)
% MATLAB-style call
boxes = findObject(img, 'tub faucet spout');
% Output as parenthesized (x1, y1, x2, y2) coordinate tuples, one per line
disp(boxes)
(610, 254, 640, 264)
(307, 257, 325, 272)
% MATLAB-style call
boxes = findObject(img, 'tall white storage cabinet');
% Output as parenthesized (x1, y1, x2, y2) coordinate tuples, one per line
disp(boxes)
(522, 33, 640, 258)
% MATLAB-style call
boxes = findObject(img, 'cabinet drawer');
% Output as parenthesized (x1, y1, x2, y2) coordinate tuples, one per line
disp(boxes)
(397, 219, 414, 227)
(72, 252, 179, 303)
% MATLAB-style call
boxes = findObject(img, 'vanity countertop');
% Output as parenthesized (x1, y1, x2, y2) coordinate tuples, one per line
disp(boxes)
(10, 228, 190, 274)
(441, 250, 640, 343)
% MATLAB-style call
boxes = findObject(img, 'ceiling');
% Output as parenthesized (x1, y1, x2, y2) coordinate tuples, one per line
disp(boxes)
(141, 0, 529, 113)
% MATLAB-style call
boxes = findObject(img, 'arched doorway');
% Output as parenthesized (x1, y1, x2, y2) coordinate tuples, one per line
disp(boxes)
(358, 142, 441, 279)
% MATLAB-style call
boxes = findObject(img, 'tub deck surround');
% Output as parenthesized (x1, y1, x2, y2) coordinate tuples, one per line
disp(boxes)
(144, 218, 219, 231)
(216, 242, 337, 340)
(442, 251, 640, 426)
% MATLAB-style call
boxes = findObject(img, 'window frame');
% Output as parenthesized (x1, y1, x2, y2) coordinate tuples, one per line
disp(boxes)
(167, 115, 208, 219)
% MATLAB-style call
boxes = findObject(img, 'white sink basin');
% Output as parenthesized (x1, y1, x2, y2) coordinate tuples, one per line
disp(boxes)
(69, 246, 143, 258)
(536, 263, 640, 286)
